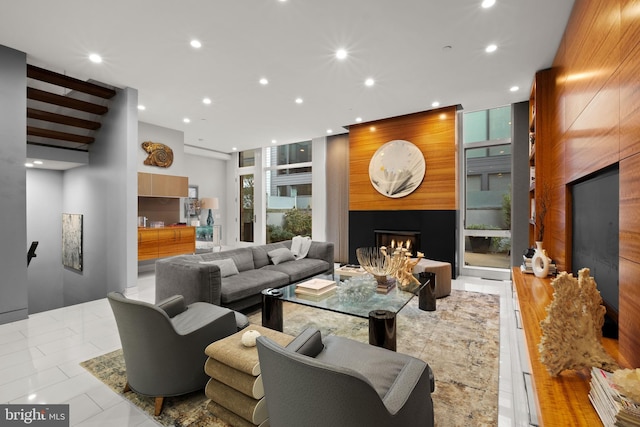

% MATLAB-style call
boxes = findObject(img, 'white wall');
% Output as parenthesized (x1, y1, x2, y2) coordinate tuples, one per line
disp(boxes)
(26, 170, 64, 313)
(0, 45, 28, 324)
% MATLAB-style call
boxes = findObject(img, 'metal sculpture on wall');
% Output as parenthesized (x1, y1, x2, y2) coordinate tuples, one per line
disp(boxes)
(62, 213, 83, 271)
(141, 141, 174, 168)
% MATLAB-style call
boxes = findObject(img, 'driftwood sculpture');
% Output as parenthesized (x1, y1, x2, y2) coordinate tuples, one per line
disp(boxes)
(142, 141, 174, 168)
(539, 268, 618, 377)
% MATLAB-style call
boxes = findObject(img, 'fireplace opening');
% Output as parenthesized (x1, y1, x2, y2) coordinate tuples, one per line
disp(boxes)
(571, 165, 619, 338)
(374, 230, 421, 255)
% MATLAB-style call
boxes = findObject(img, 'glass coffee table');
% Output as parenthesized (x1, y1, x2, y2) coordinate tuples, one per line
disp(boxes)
(261, 272, 434, 351)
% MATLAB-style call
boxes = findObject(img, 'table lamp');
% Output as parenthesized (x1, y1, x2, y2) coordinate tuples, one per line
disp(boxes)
(200, 197, 219, 226)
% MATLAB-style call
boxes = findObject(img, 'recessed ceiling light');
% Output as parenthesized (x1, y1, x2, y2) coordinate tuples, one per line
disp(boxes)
(25, 163, 34, 168)
(369, 126, 376, 132)
(295, 97, 303, 104)
(190, 39, 202, 48)
(271, 139, 277, 144)
(365, 78, 375, 87)
(327, 129, 333, 134)
(485, 44, 497, 53)
(510, 86, 519, 92)
(89, 53, 102, 63)
(232, 147, 238, 151)
(202, 97, 212, 105)
(439, 114, 447, 120)
(33, 160, 43, 165)
(481, 0, 496, 8)
(432, 101, 440, 107)
(336, 49, 348, 60)
(138, 105, 146, 110)
(259, 78, 269, 85)
(355, 117, 362, 123)
(183, 118, 191, 123)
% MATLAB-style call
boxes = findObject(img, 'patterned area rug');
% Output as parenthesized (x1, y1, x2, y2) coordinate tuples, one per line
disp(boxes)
(81, 289, 500, 426)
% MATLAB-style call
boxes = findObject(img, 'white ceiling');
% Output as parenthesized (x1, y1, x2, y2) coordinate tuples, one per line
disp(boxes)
(2, 0, 575, 155)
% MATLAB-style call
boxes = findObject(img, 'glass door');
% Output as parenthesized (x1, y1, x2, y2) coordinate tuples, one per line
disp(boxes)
(460, 107, 512, 280)
(240, 174, 254, 242)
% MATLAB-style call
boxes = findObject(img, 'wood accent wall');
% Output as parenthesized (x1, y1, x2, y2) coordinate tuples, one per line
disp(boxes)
(349, 107, 458, 211)
(541, 0, 640, 367)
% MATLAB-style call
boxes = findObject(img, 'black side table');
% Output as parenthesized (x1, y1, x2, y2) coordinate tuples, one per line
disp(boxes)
(368, 310, 397, 351)
(418, 272, 436, 311)
(261, 288, 283, 331)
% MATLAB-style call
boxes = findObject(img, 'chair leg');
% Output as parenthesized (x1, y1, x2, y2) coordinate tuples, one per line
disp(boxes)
(154, 397, 164, 416)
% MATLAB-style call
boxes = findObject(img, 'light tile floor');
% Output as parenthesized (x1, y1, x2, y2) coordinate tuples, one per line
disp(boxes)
(0, 271, 530, 426)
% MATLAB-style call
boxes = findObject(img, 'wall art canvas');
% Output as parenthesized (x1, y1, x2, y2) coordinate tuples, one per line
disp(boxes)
(369, 140, 426, 198)
(62, 213, 83, 271)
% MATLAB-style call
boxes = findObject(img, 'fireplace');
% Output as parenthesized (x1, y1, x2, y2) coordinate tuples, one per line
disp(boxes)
(348, 210, 456, 277)
(571, 165, 619, 337)
(374, 230, 421, 254)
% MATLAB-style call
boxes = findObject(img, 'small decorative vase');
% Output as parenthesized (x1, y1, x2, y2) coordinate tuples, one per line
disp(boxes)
(532, 241, 550, 278)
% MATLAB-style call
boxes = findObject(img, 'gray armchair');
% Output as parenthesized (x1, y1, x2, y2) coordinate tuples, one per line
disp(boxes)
(256, 328, 435, 427)
(107, 292, 242, 415)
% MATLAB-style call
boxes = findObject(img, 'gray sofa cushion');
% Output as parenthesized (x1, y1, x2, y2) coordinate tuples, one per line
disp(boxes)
(200, 258, 239, 277)
(251, 242, 290, 269)
(262, 258, 332, 282)
(220, 269, 289, 304)
(201, 247, 254, 272)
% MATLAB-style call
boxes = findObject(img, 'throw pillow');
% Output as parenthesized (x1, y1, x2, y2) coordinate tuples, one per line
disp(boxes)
(268, 247, 295, 265)
(200, 258, 239, 277)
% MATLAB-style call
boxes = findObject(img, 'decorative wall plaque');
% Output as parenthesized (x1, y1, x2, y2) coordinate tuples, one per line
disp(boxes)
(368, 140, 425, 198)
(141, 141, 174, 168)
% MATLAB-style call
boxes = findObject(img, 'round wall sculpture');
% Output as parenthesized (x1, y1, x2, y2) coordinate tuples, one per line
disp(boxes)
(368, 140, 426, 198)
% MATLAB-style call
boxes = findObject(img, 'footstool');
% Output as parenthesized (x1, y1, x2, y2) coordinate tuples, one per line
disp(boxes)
(413, 258, 452, 298)
(204, 324, 294, 427)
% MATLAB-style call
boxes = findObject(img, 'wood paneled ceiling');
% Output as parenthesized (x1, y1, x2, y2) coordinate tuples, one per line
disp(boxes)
(26, 65, 116, 151)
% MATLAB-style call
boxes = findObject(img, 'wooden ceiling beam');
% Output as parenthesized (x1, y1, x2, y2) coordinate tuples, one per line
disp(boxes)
(27, 141, 89, 152)
(27, 88, 109, 115)
(27, 64, 116, 99)
(27, 108, 101, 130)
(27, 126, 95, 144)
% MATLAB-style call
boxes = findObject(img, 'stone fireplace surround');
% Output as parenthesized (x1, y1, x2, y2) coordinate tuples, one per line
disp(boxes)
(348, 210, 457, 278)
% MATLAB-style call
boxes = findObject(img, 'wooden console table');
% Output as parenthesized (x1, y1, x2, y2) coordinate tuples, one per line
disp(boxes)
(512, 267, 630, 426)
(138, 226, 195, 260)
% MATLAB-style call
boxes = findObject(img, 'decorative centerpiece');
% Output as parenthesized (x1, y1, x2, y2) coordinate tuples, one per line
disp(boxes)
(356, 247, 403, 290)
(356, 241, 425, 292)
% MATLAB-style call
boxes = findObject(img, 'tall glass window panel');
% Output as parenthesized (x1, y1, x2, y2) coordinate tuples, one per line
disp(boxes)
(463, 128, 512, 270)
(265, 142, 312, 243)
(463, 106, 512, 144)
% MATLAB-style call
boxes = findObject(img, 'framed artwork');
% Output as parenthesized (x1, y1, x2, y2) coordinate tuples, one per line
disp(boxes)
(368, 140, 426, 198)
(62, 213, 83, 271)
(185, 185, 199, 217)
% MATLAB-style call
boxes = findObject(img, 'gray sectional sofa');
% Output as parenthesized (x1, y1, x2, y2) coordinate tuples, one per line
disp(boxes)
(155, 240, 334, 311)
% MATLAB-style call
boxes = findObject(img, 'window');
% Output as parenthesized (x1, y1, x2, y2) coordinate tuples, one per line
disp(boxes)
(239, 150, 255, 167)
(265, 141, 312, 243)
(461, 106, 512, 276)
